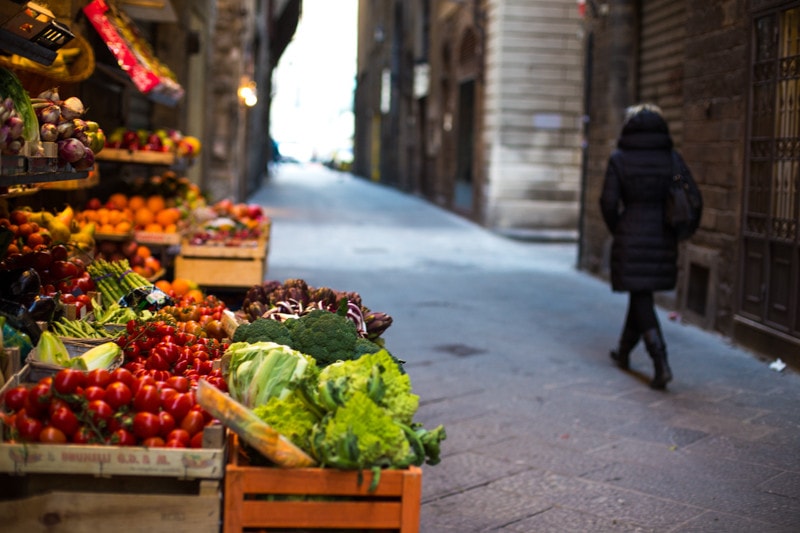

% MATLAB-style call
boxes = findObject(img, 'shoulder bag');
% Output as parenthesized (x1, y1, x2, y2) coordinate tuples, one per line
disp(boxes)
(665, 151, 702, 241)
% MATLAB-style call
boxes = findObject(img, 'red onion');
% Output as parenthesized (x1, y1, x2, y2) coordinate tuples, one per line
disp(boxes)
(58, 138, 86, 163)
(72, 147, 95, 170)
(56, 120, 74, 139)
(36, 104, 60, 124)
(7, 116, 23, 139)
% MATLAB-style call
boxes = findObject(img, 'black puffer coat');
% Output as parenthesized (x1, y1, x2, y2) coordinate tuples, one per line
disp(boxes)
(599, 110, 687, 292)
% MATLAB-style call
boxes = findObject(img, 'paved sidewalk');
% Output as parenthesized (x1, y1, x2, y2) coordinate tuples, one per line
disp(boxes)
(250, 163, 800, 532)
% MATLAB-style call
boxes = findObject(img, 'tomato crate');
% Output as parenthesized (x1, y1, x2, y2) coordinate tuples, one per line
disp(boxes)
(224, 437, 422, 533)
(175, 224, 270, 289)
(0, 365, 226, 479)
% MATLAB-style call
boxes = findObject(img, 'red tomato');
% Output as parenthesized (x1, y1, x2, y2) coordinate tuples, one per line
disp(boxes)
(166, 376, 190, 393)
(180, 410, 206, 436)
(166, 428, 191, 446)
(108, 428, 137, 446)
(16, 414, 43, 442)
(25, 382, 53, 418)
(164, 439, 186, 448)
(190, 429, 204, 448)
(133, 384, 160, 414)
(141, 436, 166, 447)
(158, 386, 178, 404)
(39, 426, 67, 444)
(108, 413, 133, 433)
(86, 368, 112, 388)
(162, 392, 193, 421)
(48, 397, 70, 417)
(158, 411, 176, 438)
(110, 367, 136, 388)
(87, 400, 114, 425)
(49, 406, 79, 436)
(83, 385, 106, 403)
(3, 386, 28, 412)
(53, 368, 86, 395)
(132, 412, 160, 440)
(104, 381, 132, 410)
(131, 374, 156, 395)
(72, 425, 95, 444)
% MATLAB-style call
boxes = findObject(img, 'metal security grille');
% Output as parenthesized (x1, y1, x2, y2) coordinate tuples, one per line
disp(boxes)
(742, 5, 800, 336)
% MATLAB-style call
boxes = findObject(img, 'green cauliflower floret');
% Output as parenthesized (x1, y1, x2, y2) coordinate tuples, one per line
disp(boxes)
(288, 309, 359, 366)
(311, 390, 410, 470)
(253, 391, 319, 450)
(232, 317, 293, 346)
(319, 350, 419, 425)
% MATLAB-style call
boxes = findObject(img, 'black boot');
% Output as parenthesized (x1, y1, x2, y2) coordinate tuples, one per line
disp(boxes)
(610, 325, 639, 370)
(643, 328, 672, 390)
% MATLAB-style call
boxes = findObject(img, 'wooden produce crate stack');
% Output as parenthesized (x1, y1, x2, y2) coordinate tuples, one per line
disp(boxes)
(224, 436, 422, 533)
(0, 366, 226, 533)
(175, 222, 270, 289)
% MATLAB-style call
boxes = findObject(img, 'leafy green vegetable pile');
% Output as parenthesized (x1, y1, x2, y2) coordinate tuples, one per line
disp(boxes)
(222, 342, 445, 489)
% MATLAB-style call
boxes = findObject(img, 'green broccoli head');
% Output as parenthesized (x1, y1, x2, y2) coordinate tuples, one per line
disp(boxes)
(289, 309, 358, 366)
(232, 317, 293, 346)
(311, 390, 410, 469)
(353, 337, 382, 357)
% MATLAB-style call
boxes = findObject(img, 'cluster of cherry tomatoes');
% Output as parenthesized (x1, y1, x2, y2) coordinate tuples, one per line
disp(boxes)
(115, 319, 228, 391)
(2, 367, 215, 447)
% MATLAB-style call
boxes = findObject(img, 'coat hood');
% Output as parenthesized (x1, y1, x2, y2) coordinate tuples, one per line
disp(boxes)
(617, 109, 673, 151)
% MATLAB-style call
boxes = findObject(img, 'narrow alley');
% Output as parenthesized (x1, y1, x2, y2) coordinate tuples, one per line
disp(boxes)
(251, 163, 800, 532)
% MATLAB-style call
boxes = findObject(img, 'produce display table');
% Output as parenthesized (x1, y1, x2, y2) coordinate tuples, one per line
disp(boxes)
(224, 436, 422, 533)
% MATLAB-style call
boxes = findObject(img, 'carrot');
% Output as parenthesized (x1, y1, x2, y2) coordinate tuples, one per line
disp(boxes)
(196, 379, 316, 468)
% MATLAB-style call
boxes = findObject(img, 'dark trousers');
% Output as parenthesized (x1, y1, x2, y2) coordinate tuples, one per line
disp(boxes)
(624, 291, 659, 335)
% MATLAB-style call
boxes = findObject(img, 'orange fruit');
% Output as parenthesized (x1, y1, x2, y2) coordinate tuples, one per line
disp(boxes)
(134, 208, 154, 228)
(155, 280, 172, 294)
(127, 195, 146, 211)
(99, 223, 116, 234)
(144, 256, 161, 271)
(26, 232, 45, 248)
(107, 209, 123, 226)
(146, 195, 166, 213)
(108, 193, 128, 209)
(136, 245, 151, 259)
(171, 278, 191, 297)
(163, 223, 178, 233)
(96, 208, 110, 225)
(155, 207, 180, 227)
(186, 288, 204, 303)
(115, 221, 132, 233)
(144, 222, 163, 233)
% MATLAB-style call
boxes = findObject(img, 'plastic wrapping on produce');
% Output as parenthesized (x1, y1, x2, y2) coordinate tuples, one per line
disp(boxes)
(118, 286, 173, 312)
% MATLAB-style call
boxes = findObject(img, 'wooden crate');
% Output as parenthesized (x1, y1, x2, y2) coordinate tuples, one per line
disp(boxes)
(175, 225, 270, 289)
(224, 438, 422, 533)
(0, 476, 221, 533)
(0, 366, 225, 532)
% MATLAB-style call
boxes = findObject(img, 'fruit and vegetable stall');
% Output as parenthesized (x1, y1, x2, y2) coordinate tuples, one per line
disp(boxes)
(0, 12, 444, 529)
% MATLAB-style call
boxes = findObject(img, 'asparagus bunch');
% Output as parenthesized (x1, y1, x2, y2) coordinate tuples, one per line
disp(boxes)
(86, 258, 152, 305)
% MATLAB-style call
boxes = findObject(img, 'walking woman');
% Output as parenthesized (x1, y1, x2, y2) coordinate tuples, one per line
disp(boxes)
(599, 103, 700, 390)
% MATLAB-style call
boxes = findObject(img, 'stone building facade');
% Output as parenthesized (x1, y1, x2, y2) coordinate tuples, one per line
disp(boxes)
(354, 0, 585, 238)
(579, 0, 800, 364)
